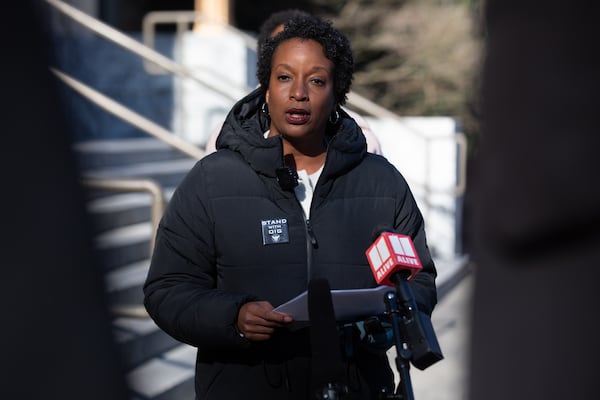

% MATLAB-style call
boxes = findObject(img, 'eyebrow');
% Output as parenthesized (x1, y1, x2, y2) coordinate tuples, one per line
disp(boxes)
(273, 63, 331, 74)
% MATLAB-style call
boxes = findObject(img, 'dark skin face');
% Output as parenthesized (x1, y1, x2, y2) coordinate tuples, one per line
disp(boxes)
(265, 38, 336, 173)
(236, 38, 337, 340)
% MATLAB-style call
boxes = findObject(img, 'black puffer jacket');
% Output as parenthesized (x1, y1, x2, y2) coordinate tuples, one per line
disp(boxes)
(144, 88, 437, 399)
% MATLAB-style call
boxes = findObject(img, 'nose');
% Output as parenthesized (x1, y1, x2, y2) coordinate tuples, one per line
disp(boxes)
(290, 80, 308, 101)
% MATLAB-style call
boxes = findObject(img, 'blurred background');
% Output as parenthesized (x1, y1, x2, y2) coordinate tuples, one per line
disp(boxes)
(5, 1, 484, 399)
(7, 1, 598, 399)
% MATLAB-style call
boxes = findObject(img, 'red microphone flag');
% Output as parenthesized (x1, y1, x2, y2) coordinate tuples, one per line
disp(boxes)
(365, 232, 422, 285)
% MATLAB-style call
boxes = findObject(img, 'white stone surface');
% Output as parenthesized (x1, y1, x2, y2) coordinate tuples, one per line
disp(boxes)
(113, 317, 159, 335)
(127, 358, 195, 397)
(367, 116, 464, 262)
(105, 259, 149, 292)
(86, 158, 197, 178)
(163, 344, 197, 367)
(174, 28, 252, 145)
(94, 222, 152, 248)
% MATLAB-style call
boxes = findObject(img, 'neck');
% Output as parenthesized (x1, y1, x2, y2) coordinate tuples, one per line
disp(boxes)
(286, 152, 326, 175)
(282, 138, 328, 174)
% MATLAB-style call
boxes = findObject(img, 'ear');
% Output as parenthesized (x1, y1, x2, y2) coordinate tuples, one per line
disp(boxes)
(265, 89, 270, 105)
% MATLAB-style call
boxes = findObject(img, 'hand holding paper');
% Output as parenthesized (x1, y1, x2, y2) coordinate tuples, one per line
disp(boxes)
(274, 285, 392, 322)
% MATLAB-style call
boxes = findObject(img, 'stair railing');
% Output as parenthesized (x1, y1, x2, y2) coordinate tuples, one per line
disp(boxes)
(82, 177, 165, 319)
(81, 177, 166, 253)
(140, 10, 468, 197)
(46, 0, 467, 197)
(45, 0, 468, 318)
(52, 68, 205, 160)
(45, 0, 245, 102)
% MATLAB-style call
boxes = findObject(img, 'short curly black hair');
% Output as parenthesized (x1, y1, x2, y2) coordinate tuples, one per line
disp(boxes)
(256, 9, 310, 55)
(256, 14, 354, 105)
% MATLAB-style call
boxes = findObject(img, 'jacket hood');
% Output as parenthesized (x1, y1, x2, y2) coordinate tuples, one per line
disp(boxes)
(216, 87, 367, 181)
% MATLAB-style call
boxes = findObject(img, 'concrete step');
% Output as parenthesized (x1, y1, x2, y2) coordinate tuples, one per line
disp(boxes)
(88, 192, 153, 234)
(105, 259, 149, 307)
(86, 188, 175, 234)
(114, 317, 183, 370)
(72, 137, 196, 398)
(74, 138, 194, 170)
(127, 344, 196, 400)
(81, 158, 197, 189)
(95, 222, 153, 271)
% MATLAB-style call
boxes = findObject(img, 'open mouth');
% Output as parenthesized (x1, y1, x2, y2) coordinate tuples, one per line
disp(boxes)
(286, 108, 310, 124)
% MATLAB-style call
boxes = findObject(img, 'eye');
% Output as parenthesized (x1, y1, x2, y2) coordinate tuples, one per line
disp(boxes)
(311, 77, 326, 86)
(277, 74, 291, 82)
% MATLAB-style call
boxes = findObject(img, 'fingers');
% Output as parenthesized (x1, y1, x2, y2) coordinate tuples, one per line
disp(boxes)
(237, 301, 293, 341)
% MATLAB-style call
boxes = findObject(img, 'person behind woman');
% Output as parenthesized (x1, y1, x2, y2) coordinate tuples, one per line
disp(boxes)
(203, 9, 383, 155)
(144, 14, 437, 400)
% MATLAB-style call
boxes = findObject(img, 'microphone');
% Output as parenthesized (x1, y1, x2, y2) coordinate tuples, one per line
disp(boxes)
(365, 230, 422, 286)
(308, 279, 348, 399)
(365, 228, 443, 372)
(275, 166, 298, 191)
(276, 154, 299, 191)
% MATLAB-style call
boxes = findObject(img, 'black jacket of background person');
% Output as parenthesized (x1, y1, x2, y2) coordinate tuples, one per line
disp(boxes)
(144, 88, 437, 399)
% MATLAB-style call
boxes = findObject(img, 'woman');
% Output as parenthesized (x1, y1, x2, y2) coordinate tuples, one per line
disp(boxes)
(203, 9, 382, 156)
(144, 14, 437, 400)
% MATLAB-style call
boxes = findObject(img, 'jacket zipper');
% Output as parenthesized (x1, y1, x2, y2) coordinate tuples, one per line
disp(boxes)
(305, 218, 318, 284)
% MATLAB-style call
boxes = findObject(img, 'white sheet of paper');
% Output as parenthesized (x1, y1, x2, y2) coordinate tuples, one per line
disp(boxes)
(274, 285, 393, 322)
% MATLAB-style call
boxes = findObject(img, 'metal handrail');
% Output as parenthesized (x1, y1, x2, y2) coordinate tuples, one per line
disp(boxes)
(82, 177, 165, 253)
(110, 304, 149, 319)
(82, 177, 165, 319)
(348, 93, 468, 197)
(140, 9, 468, 197)
(44, 0, 467, 317)
(46, 0, 466, 196)
(142, 10, 257, 76)
(45, 0, 246, 102)
(52, 68, 205, 160)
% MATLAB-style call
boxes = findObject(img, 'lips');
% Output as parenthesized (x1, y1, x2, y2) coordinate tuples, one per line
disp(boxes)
(285, 108, 310, 124)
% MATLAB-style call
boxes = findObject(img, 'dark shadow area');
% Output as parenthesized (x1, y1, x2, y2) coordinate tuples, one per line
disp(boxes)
(468, 1, 600, 399)
(0, 1, 129, 398)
